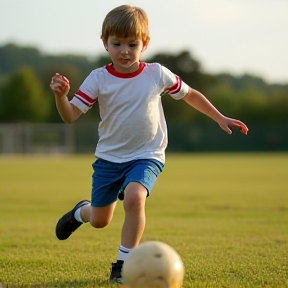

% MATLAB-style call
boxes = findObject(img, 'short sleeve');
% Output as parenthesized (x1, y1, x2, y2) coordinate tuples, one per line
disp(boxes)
(160, 66, 189, 100)
(70, 70, 99, 113)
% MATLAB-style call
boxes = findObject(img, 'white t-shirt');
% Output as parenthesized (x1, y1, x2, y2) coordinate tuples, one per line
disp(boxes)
(70, 62, 189, 163)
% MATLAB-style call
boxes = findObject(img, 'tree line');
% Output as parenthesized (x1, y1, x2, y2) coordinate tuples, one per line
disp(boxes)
(0, 43, 287, 124)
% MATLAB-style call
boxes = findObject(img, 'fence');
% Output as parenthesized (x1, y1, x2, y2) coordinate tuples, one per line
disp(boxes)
(0, 122, 287, 154)
(0, 123, 97, 154)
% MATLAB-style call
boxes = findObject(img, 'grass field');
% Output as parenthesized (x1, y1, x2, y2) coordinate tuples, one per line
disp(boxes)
(0, 153, 287, 288)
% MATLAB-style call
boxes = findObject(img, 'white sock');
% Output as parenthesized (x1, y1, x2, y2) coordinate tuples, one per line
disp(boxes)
(74, 203, 91, 223)
(117, 245, 131, 261)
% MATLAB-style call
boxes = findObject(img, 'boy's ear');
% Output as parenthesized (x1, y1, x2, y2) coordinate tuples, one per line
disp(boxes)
(102, 40, 108, 51)
(141, 40, 149, 52)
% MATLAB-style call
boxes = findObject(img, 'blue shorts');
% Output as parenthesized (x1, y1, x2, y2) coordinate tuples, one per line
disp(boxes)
(91, 158, 164, 207)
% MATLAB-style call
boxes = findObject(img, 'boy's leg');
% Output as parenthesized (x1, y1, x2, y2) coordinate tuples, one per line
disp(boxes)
(110, 181, 147, 284)
(56, 158, 122, 241)
(121, 182, 147, 248)
(81, 202, 117, 228)
(56, 201, 117, 240)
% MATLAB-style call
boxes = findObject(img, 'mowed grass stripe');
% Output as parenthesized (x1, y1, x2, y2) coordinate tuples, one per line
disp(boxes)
(0, 153, 287, 288)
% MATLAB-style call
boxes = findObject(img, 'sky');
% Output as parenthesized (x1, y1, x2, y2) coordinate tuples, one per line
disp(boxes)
(0, 0, 287, 84)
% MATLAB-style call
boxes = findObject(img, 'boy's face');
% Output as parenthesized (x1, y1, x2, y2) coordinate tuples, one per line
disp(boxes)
(104, 35, 147, 73)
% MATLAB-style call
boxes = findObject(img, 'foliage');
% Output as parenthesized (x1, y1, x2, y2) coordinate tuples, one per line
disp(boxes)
(208, 74, 288, 123)
(0, 66, 50, 122)
(0, 153, 287, 287)
(0, 43, 287, 124)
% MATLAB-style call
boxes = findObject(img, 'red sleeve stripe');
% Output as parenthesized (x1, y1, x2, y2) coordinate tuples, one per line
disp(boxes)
(168, 76, 182, 94)
(75, 90, 97, 107)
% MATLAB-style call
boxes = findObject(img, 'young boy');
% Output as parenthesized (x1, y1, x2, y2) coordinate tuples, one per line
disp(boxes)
(50, 5, 248, 284)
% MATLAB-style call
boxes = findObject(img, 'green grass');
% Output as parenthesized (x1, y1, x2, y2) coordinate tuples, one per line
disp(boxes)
(0, 153, 287, 288)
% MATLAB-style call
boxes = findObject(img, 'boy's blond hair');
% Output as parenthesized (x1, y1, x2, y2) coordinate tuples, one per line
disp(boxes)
(101, 5, 150, 45)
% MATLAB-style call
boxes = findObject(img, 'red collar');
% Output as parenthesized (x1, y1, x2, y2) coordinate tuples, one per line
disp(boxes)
(106, 62, 146, 78)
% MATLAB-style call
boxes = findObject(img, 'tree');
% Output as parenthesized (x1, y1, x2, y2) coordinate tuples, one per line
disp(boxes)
(144, 51, 218, 123)
(39, 63, 83, 122)
(146, 50, 217, 93)
(0, 67, 50, 122)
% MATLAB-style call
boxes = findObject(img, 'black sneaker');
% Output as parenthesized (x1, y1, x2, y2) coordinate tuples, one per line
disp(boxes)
(109, 260, 124, 284)
(55, 200, 90, 240)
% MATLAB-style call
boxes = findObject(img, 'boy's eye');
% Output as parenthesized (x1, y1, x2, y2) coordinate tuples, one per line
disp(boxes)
(111, 42, 138, 47)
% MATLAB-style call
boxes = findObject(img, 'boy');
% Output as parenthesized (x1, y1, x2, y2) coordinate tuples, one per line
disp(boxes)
(50, 5, 248, 284)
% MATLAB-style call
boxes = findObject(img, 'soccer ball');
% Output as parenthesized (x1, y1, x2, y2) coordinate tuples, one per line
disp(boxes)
(122, 241, 184, 288)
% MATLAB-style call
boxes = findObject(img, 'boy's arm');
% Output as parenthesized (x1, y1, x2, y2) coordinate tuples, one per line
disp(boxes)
(183, 87, 248, 135)
(50, 73, 82, 124)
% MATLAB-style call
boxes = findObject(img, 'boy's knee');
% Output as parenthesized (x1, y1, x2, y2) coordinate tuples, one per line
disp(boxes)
(90, 218, 110, 228)
(89, 203, 116, 228)
(124, 189, 147, 212)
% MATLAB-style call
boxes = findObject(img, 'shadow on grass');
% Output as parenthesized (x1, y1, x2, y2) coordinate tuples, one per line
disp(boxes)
(0, 279, 118, 288)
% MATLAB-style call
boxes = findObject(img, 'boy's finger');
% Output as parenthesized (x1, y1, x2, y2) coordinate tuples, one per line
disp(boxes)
(62, 76, 69, 83)
(234, 123, 248, 135)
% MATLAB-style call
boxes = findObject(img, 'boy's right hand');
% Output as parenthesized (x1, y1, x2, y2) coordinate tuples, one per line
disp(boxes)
(50, 73, 70, 98)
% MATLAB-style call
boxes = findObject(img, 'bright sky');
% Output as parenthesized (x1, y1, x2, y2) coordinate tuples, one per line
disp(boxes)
(0, 0, 287, 84)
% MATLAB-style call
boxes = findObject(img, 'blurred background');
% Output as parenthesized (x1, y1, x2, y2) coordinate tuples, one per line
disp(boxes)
(0, 0, 287, 154)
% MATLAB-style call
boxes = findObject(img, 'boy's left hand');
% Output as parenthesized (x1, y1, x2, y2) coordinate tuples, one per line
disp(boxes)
(219, 117, 249, 135)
